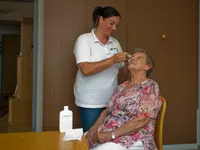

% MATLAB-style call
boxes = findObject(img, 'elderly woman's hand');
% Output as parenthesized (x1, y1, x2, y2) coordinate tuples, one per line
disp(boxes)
(86, 126, 98, 148)
(96, 131, 112, 144)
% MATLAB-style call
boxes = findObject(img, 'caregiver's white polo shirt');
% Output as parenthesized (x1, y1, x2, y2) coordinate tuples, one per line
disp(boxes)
(73, 29, 123, 108)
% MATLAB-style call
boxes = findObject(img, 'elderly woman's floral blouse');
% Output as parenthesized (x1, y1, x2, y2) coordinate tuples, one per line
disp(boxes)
(98, 79, 162, 150)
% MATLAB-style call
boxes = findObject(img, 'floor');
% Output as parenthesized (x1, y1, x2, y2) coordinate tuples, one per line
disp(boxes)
(0, 98, 8, 118)
(0, 99, 9, 133)
(0, 94, 32, 133)
(0, 113, 32, 134)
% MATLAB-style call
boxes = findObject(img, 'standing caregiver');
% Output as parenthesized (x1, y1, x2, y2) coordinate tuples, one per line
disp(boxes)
(73, 6, 129, 132)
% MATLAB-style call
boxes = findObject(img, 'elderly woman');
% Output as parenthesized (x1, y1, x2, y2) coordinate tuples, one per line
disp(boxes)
(85, 50, 162, 150)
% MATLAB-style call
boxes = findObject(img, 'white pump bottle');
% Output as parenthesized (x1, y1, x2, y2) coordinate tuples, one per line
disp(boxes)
(59, 106, 73, 133)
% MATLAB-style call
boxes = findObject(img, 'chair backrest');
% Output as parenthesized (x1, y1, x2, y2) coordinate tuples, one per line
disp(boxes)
(154, 97, 167, 150)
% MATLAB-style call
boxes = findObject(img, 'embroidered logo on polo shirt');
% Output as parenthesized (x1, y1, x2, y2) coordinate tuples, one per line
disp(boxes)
(109, 48, 120, 55)
(110, 47, 119, 53)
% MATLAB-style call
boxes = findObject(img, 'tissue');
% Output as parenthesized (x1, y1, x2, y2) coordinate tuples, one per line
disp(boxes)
(63, 128, 83, 141)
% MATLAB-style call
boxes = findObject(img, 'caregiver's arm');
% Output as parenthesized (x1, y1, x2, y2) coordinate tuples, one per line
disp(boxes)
(74, 36, 128, 76)
(78, 52, 127, 76)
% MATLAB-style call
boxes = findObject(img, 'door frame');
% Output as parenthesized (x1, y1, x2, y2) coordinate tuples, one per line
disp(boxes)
(32, 0, 44, 132)
(198, 0, 200, 147)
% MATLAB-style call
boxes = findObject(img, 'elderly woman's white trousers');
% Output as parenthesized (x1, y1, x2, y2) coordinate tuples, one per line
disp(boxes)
(91, 140, 144, 150)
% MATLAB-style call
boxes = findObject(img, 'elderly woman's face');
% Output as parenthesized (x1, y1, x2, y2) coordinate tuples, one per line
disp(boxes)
(128, 52, 149, 72)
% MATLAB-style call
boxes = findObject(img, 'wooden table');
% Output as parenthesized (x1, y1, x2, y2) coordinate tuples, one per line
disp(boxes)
(0, 131, 88, 150)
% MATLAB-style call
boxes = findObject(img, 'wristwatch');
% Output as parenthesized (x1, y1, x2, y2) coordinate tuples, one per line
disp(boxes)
(111, 131, 116, 140)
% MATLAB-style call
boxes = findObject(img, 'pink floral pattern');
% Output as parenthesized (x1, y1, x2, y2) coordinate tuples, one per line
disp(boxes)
(98, 79, 162, 150)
